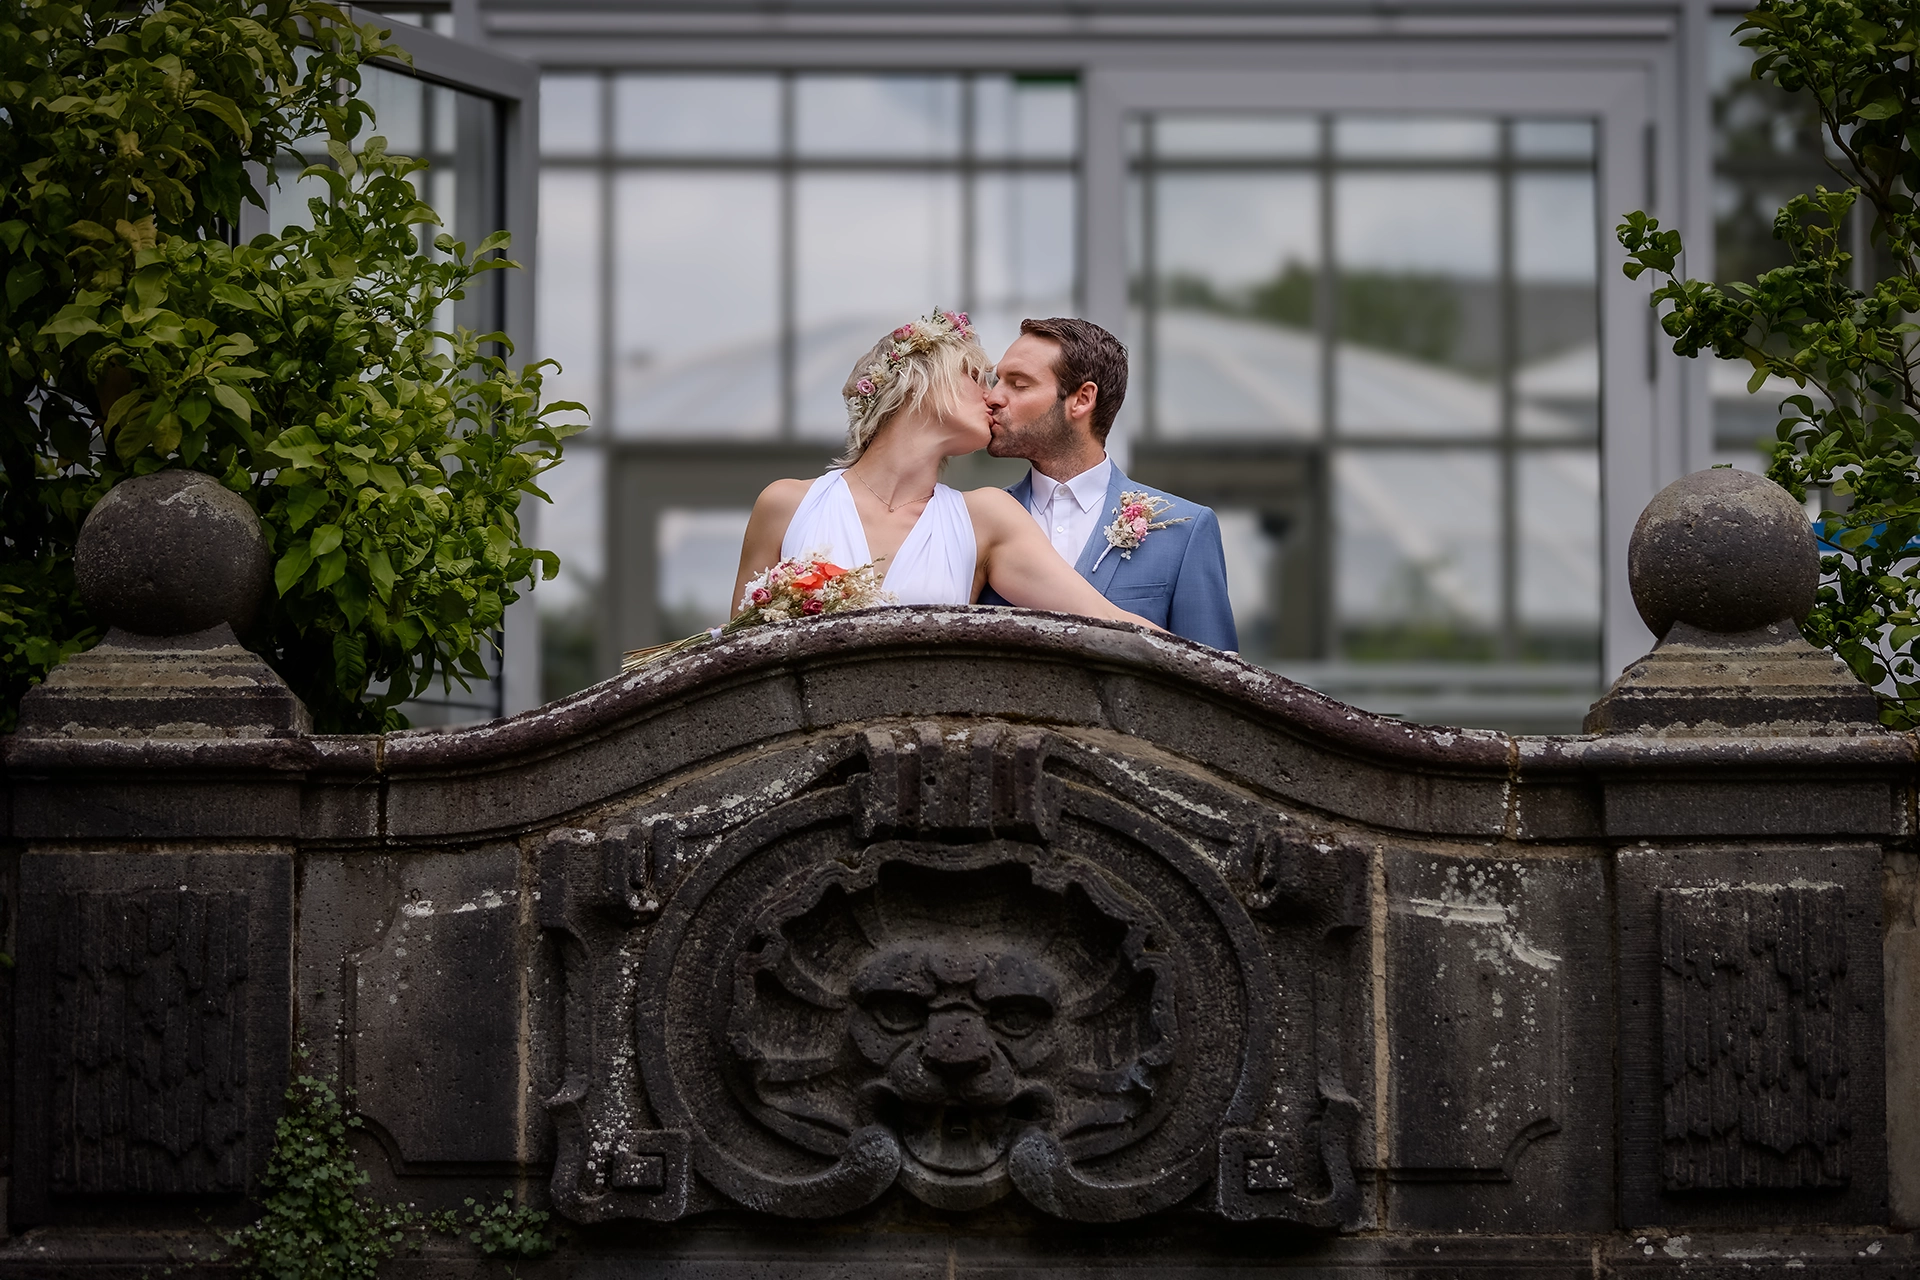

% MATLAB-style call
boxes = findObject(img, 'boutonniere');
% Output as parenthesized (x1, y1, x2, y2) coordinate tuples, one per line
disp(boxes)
(1092, 490, 1191, 571)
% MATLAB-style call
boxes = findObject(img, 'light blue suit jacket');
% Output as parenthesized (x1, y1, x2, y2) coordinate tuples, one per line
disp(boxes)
(981, 466, 1239, 652)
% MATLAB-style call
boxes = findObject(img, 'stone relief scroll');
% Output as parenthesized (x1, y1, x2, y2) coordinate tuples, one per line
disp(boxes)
(539, 721, 1369, 1228)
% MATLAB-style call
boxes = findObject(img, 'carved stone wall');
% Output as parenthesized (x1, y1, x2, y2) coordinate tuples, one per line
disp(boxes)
(1, 608, 1914, 1275)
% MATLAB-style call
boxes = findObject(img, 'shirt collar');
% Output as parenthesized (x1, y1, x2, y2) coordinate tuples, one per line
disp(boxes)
(1030, 456, 1111, 514)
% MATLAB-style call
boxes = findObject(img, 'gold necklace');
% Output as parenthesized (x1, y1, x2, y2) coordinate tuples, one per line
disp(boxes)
(850, 469, 932, 514)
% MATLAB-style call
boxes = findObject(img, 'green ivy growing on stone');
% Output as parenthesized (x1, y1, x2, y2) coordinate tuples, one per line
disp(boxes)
(224, 1075, 412, 1280)
(0, 1, 582, 732)
(225, 1074, 557, 1279)
(1617, 0, 1920, 724)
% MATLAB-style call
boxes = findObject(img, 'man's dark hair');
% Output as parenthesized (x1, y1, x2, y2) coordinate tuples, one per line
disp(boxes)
(1018, 317, 1129, 442)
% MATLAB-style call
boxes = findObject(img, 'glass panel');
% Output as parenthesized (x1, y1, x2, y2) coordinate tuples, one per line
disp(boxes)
(1151, 174, 1319, 437)
(1216, 508, 1283, 660)
(613, 174, 781, 434)
(540, 446, 605, 614)
(1513, 119, 1595, 160)
(975, 76, 1077, 159)
(1334, 173, 1498, 435)
(614, 74, 780, 156)
(361, 64, 426, 155)
(535, 171, 603, 419)
(795, 75, 961, 158)
(1153, 115, 1317, 159)
(1334, 115, 1498, 159)
(1514, 173, 1599, 438)
(659, 508, 753, 634)
(794, 174, 964, 437)
(540, 74, 601, 156)
(972, 173, 1077, 360)
(1518, 450, 1601, 660)
(1336, 449, 1499, 658)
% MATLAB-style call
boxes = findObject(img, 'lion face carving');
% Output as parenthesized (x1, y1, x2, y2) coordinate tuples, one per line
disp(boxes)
(729, 859, 1177, 1209)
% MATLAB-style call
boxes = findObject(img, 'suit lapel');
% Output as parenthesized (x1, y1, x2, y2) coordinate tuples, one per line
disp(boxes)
(1076, 466, 1130, 584)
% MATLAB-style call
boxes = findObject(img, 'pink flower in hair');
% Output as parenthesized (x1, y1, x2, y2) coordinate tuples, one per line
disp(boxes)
(893, 324, 915, 340)
(855, 377, 876, 395)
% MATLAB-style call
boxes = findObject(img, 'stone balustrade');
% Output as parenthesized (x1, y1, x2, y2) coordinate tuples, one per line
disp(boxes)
(0, 468, 1914, 1276)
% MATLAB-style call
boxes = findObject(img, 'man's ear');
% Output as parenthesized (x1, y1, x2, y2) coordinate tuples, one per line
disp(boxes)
(1064, 380, 1100, 429)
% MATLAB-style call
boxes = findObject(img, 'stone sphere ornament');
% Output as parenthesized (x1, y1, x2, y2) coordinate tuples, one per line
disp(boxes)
(75, 470, 271, 639)
(1627, 467, 1819, 639)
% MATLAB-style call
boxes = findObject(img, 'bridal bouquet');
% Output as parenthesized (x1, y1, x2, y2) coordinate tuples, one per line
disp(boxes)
(621, 552, 893, 671)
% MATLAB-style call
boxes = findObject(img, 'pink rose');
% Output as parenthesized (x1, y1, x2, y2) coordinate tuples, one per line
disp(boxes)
(855, 377, 876, 395)
(751, 587, 771, 606)
(893, 324, 915, 340)
(801, 597, 825, 615)
(1130, 516, 1150, 537)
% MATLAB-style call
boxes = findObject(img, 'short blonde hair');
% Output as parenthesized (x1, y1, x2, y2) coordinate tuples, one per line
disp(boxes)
(836, 310, 991, 466)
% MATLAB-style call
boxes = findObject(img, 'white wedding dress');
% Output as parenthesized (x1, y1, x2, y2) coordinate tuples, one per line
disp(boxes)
(780, 470, 977, 606)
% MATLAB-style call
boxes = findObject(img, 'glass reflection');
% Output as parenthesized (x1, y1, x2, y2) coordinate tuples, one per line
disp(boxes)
(1513, 119, 1595, 160)
(796, 75, 961, 158)
(615, 74, 779, 156)
(794, 174, 963, 436)
(1334, 116, 1497, 158)
(1151, 174, 1319, 436)
(1519, 450, 1601, 659)
(540, 74, 601, 156)
(1336, 450, 1499, 658)
(1515, 173, 1599, 438)
(614, 174, 780, 433)
(1334, 173, 1498, 434)
(1153, 115, 1317, 158)
(535, 171, 602, 421)
(659, 509, 753, 633)
(973, 173, 1076, 356)
(975, 76, 1077, 159)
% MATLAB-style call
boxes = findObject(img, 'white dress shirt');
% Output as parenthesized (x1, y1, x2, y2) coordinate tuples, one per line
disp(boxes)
(1026, 456, 1112, 565)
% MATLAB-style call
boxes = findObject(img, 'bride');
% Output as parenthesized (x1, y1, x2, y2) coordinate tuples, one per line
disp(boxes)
(730, 310, 1156, 629)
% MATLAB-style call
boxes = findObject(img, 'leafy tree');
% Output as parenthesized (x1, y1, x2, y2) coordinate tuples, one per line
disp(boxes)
(0, 0, 579, 731)
(1618, 0, 1920, 723)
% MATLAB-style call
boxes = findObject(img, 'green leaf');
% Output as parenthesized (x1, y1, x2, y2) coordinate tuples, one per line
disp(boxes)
(309, 523, 343, 556)
(6, 261, 44, 307)
(211, 382, 252, 424)
(275, 541, 314, 596)
(285, 486, 329, 533)
(1855, 96, 1902, 120)
(188, 90, 250, 144)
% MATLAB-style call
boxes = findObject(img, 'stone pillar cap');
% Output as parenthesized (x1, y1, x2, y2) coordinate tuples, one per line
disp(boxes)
(1585, 468, 1877, 735)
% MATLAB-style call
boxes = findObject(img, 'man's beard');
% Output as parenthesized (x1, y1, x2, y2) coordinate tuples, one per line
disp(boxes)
(988, 397, 1075, 461)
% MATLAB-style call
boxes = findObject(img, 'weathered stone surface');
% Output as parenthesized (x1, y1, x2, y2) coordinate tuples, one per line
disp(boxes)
(1584, 621, 1880, 736)
(1587, 468, 1877, 735)
(75, 470, 270, 639)
(1628, 469, 1818, 640)
(11, 852, 291, 1224)
(0, 599, 1914, 1272)
(1617, 845, 1887, 1228)
(13, 625, 311, 740)
(1385, 851, 1613, 1232)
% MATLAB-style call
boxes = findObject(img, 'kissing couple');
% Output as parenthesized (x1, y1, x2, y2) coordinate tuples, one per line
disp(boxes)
(730, 311, 1238, 651)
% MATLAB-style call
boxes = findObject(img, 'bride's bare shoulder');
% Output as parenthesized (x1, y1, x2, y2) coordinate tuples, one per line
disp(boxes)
(961, 486, 1026, 523)
(753, 477, 815, 518)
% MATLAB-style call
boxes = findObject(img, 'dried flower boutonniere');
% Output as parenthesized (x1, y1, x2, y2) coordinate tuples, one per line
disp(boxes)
(1091, 491, 1191, 572)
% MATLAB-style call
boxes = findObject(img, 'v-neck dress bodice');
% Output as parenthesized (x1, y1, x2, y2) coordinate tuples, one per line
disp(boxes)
(780, 470, 977, 606)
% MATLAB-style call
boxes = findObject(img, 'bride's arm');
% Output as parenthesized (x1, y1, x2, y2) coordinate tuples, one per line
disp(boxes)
(965, 488, 1162, 631)
(729, 479, 812, 617)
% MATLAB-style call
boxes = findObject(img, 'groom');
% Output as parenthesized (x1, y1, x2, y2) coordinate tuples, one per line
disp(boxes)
(980, 318, 1238, 651)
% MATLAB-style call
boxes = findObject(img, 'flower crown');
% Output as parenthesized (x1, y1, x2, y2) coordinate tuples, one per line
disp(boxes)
(845, 309, 976, 427)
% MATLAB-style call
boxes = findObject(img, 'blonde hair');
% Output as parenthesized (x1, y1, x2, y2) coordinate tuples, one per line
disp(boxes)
(836, 310, 991, 466)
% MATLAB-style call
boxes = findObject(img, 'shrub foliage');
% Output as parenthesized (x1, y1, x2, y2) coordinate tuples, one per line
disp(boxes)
(1618, 0, 1920, 723)
(0, 0, 579, 731)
